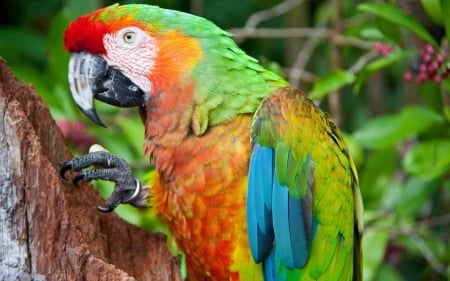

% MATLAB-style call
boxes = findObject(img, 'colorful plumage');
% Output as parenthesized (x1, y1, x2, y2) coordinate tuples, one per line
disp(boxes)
(61, 4, 363, 280)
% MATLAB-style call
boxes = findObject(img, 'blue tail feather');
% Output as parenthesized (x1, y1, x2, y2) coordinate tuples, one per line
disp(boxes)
(247, 144, 275, 262)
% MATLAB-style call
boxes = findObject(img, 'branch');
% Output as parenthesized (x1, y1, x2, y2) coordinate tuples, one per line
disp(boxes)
(288, 37, 320, 87)
(284, 67, 318, 83)
(229, 27, 373, 49)
(365, 214, 448, 278)
(327, 0, 344, 126)
(348, 50, 379, 74)
(416, 214, 450, 228)
(231, 0, 307, 43)
(231, 27, 327, 39)
(399, 222, 447, 277)
(243, 0, 306, 29)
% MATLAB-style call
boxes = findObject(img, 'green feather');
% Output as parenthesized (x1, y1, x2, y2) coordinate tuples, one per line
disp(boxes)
(288, 153, 312, 199)
(275, 143, 290, 186)
(255, 117, 272, 147)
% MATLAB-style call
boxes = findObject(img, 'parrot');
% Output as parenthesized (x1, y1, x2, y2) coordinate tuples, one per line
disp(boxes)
(59, 4, 363, 281)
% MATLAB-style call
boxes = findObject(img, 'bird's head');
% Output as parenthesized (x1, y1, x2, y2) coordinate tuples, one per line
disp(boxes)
(63, 4, 205, 126)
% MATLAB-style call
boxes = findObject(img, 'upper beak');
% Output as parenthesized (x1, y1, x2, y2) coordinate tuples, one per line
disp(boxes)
(68, 52, 146, 127)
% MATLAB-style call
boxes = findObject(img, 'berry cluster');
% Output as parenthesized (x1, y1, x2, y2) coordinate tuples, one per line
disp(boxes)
(374, 42, 394, 57)
(57, 119, 96, 152)
(404, 44, 449, 84)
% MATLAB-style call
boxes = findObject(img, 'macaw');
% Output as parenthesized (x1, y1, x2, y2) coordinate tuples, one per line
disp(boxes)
(60, 4, 363, 281)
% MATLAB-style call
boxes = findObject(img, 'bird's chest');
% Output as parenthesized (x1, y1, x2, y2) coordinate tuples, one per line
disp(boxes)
(166, 177, 249, 280)
(156, 155, 251, 280)
(150, 117, 255, 280)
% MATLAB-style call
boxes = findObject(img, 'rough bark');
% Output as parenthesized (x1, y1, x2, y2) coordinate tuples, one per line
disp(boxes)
(0, 58, 181, 281)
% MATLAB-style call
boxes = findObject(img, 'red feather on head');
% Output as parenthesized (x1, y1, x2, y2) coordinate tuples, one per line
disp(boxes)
(63, 12, 110, 55)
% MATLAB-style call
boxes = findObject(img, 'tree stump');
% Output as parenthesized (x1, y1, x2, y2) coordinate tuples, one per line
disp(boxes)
(0, 58, 181, 281)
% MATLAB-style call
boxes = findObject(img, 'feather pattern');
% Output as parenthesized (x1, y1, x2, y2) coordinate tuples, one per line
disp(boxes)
(63, 4, 363, 280)
(247, 143, 274, 263)
(248, 86, 363, 280)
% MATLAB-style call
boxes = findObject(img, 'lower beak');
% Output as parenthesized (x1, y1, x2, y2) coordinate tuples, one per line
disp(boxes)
(68, 52, 146, 127)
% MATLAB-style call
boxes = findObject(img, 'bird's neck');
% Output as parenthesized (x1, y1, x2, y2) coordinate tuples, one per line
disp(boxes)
(141, 33, 287, 176)
(140, 92, 253, 180)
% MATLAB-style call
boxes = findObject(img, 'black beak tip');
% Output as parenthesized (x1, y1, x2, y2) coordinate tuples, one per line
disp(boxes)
(82, 107, 107, 128)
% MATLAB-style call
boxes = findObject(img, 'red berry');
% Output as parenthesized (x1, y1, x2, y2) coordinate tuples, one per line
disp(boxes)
(374, 42, 394, 57)
(57, 120, 71, 138)
(433, 75, 442, 83)
(417, 73, 427, 83)
(425, 44, 434, 54)
(403, 72, 412, 82)
(433, 61, 441, 70)
(422, 53, 432, 64)
(406, 44, 448, 84)
(419, 64, 427, 73)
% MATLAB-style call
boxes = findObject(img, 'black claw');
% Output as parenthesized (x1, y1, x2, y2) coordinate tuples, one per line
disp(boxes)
(97, 205, 115, 213)
(97, 192, 122, 213)
(59, 162, 72, 181)
(73, 173, 87, 187)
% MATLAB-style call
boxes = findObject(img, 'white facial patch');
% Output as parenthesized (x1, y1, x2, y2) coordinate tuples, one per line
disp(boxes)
(103, 26, 158, 97)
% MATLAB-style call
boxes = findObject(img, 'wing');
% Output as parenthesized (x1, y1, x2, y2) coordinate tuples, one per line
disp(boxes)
(246, 86, 363, 280)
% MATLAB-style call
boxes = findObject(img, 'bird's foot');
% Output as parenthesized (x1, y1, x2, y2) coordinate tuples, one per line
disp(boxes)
(60, 147, 149, 212)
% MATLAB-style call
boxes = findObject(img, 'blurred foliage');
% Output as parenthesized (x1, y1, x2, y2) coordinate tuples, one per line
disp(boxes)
(1, 0, 449, 280)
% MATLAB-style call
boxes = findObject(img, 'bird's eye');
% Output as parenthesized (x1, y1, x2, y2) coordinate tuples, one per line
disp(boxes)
(123, 31, 136, 43)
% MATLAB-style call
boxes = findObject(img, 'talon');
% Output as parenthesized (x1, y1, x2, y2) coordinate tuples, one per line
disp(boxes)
(73, 173, 87, 187)
(97, 195, 121, 213)
(59, 162, 72, 180)
(97, 205, 115, 213)
(122, 179, 141, 203)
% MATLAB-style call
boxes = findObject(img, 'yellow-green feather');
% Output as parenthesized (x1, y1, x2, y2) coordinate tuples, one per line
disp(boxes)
(251, 86, 362, 280)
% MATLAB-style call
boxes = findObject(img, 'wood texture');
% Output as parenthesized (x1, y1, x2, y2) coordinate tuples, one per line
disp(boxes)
(0, 58, 181, 281)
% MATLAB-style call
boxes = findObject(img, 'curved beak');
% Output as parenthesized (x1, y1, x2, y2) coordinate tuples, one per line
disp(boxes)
(68, 52, 146, 127)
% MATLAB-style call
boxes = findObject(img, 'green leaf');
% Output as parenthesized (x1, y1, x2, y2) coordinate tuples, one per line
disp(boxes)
(420, 0, 444, 25)
(374, 17, 403, 45)
(375, 264, 404, 281)
(309, 70, 355, 100)
(362, 216, 391, 281)
(396, 177, 440, 217)
(7, 61, 52, 99)
(93, 180, 114, 200)
(403, 140, 450, 179)
(49, 84, 79, 120)
(440, 0, 450, 45)
(397, 229, 448, 260)
(359, 148, 397, 208)
(364, 50, 415, 73)
(359, 2, 438, 46)
(116, 114, 146, 157)
(47, 11, 71, 87)
(419, 81, 444, 114)
(353, 106, 444, 149)
(445, 105, 450, 122)
(0, 27, 47, 65)
(443, 76, 450, 97)
(359, 27, 386, 41)
(63, 0, 102, 19)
